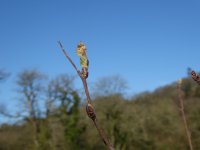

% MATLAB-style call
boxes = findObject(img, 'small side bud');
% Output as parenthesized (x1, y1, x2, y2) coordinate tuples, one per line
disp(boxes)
(86, 103, 96, 120)
(191, 70, 200, 84)
(191, 70, 196, 77)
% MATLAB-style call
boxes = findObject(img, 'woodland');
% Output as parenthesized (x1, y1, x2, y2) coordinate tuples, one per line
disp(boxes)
(0, 68, 200, 150)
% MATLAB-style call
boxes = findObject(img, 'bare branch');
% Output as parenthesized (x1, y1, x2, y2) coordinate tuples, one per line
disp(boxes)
(58, 41, 81, 76)
(58, 42, 114, 150)
(177, 80, 193, 150)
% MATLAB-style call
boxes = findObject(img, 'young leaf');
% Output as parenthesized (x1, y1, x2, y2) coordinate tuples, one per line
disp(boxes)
(76, 42, 88, 68)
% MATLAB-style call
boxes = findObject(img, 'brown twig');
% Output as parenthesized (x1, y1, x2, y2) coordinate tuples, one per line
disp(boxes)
(58, 41, 114, 150)
(177, 80, 193, 150)
(191, 70, 200, 85)
(58, 41, 81, 76)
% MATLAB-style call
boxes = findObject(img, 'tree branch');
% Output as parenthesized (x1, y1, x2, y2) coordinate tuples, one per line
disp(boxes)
(58, 41, 114, 150)
(58, 41, 82, 77)
(177, 80, 193, 150)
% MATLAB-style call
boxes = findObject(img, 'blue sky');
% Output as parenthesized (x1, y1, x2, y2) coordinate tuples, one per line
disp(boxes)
(0, 1, 200, 121)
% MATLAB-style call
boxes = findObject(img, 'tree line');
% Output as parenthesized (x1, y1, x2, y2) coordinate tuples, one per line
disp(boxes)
(0, 69, 200, 150)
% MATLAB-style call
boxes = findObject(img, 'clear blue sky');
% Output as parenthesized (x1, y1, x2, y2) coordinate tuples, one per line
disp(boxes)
(0, 1, 200, 122)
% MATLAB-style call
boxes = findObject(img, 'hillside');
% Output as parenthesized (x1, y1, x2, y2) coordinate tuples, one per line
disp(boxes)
(0, 76, 200, 150)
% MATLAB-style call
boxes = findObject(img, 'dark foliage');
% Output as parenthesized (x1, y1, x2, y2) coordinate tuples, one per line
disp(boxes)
(0, 73, 200, 149)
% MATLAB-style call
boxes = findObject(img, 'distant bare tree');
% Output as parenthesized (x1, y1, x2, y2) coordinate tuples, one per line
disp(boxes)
(16, 69, 46, 147)
(0, 70, 11, 119)
(92, 75, 128, 97)
(47, 74, 76, 116)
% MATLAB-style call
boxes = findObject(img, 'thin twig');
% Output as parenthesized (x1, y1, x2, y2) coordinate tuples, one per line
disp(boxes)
(58, 41, 82, 76)
(177, 80, 193, 150)
(58, 41, 114, 150)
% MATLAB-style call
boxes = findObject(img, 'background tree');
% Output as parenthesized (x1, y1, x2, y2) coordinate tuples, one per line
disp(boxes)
(16, 69, 47, 149)
(0, 70, 13, 120)
(47, 74, 86, 149)
(1, 69, 200, 149)
(92, 75, 128, 97)
(94, 95, 129, 150)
